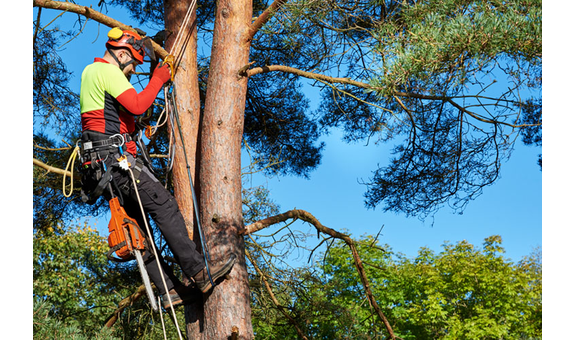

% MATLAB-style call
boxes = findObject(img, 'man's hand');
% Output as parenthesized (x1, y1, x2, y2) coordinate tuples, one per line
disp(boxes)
(153, 62, 171, 84)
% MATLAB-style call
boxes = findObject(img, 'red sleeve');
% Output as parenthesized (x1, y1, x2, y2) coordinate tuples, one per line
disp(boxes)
(115, 76, 165, 115)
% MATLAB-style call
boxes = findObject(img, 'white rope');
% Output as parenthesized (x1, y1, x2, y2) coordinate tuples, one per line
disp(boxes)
(158, 296, 167, 339)
(128, 168, 183, 340)
(168, 0, 198, 59)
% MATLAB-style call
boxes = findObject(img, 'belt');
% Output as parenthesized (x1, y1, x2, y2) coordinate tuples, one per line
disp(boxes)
(81, 133, 133, 153)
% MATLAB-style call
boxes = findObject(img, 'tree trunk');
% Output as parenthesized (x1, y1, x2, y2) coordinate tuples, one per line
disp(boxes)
(165, 0, 254, 338)
(163, 0, 201, 239)
(198, 0, 253, 338)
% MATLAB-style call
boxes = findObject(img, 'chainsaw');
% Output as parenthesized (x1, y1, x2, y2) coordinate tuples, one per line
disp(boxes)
(107, 195, 158, 312)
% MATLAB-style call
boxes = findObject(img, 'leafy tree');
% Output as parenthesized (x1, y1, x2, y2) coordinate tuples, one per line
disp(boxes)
(33, 219, 191, 339)
(33, 221, 115, 335)
(316, 235, 542, 339)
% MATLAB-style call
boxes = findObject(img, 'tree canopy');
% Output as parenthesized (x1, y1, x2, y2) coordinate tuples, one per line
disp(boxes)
(34, 0, 541, 219)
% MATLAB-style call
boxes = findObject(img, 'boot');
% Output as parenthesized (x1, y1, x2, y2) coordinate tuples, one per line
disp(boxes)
(161, 284, 200, 309)
(193, 253, 237, 293)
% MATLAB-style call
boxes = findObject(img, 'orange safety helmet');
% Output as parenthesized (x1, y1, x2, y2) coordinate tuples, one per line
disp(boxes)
(106, 27, 145, 64)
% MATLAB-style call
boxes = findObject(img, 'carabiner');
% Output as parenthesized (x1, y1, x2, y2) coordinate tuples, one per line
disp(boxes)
(162, 54, 176, 82)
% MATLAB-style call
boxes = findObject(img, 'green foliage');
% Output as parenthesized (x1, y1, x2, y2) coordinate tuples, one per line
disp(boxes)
(315, 235, 542, 339)
(246, 232, 542, 339)
(375, 0, 541, 90)
(33, 221, 186, 339)
(32, 186, 541, 339)
(33, 299, 119, 340)
(33, 222, 116, 335)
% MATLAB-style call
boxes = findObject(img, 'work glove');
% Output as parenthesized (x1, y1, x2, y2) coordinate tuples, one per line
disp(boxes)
(153, 62, 171, 84)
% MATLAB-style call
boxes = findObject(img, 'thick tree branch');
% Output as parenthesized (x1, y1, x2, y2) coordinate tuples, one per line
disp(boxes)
(243, 65, 462, 101)
(242, 66, 463, 101)
(245, 64, 371, 89)
(245, 0, 287, 43)
(33, 0, 169, 60)
(33, 158, 71, 177)
(241, 209, 397, 339)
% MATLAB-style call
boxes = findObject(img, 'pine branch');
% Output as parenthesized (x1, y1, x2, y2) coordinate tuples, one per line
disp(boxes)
(245, 0, 288, 43)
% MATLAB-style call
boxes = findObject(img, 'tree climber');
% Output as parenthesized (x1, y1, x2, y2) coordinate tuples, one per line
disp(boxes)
(79, 27, 235, 308)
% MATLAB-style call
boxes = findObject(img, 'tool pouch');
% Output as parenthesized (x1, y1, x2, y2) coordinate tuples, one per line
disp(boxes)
(78, 149, 117, 205)
(107, 197, 147, 262)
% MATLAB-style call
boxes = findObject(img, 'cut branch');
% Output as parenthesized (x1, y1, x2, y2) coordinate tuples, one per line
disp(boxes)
(245, 64, 371, 89)
(241, 209, 397, 339)
(33, 0, 169, 60)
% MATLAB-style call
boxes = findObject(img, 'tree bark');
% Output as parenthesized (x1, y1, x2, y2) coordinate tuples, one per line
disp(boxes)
(195, 0, 254, 338)
(163, 0, 201, 244)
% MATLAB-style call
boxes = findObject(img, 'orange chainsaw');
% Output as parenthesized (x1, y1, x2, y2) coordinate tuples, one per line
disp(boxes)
(107, 196, 158, 311)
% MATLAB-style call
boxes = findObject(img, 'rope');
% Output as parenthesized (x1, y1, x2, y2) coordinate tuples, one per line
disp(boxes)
(62, 145, 80, 197)
(165, 84, 214, 287)
(128, 167, 183, 340)
(158, 295, 167, 339)
(142, 0, 197, 176)
(168, 0, 198, 67)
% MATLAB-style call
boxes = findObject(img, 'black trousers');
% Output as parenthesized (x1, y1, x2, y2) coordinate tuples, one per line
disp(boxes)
(104, 152, 205, 295)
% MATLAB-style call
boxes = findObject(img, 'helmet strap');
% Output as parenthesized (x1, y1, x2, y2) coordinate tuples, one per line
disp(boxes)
(107, 47, 135, 71)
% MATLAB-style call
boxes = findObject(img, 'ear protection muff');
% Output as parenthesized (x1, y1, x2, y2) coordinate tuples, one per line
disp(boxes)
(108, 27, 124, 40)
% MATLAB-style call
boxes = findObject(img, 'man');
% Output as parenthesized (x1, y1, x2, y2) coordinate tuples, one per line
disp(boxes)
(79, 27, 235, 308)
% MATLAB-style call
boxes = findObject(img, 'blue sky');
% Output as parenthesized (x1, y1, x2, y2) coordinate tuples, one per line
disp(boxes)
(243, 127, 542, 263)
(30, 1, 542, 264)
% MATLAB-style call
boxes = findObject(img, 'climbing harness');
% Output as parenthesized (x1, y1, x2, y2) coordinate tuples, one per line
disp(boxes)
(77, 133, 138, 205)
